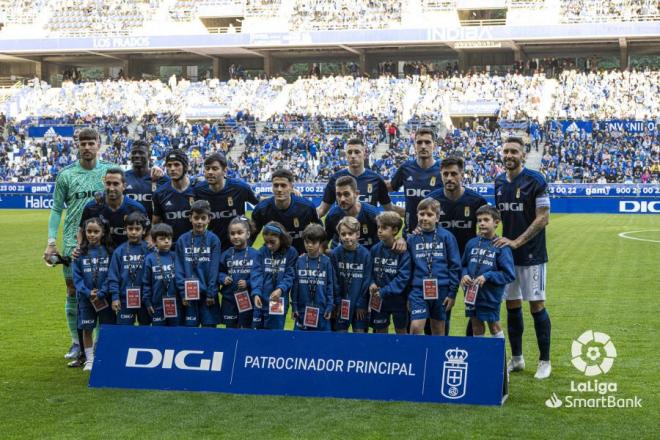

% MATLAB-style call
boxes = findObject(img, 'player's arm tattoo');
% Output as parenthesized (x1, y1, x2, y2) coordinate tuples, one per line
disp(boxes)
(514, 206, 549, 248)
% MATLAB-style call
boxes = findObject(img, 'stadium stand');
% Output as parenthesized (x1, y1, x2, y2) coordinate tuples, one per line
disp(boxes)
(0, 66, 658, 184)
(560, 0, 659, 23)
(46, 0, 162, 36)
(290, 0, 403, 30)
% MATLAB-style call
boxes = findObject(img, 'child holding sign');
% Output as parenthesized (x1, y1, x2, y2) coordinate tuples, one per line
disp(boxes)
(330, 216, 372, 333)
(72, 217, 114, 371)
(251, 222, 298, 330)
(175, 200, 222, 327)
(291, 224, 335, 331)
(461, 205, 515, 337)
(369, 212, 411, 334)
(143, 224, 181, 327)
(219, 216, 259, 329)
(407, 198, 461, 336)
(107, 212, 150, 325)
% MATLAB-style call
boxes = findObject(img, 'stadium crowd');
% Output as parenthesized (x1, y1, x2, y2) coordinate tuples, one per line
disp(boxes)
(539, 129, 660, 183)
(0, 69, 658, 184)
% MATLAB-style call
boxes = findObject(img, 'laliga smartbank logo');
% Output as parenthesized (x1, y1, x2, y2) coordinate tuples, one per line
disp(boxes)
(544, 331, 642, 409)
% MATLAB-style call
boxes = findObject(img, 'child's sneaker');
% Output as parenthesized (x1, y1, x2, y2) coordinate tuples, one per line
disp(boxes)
(83, 360, 93, 372)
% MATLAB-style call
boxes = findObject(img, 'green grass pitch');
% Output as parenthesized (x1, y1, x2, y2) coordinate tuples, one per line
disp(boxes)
(0, 211, 658, 439)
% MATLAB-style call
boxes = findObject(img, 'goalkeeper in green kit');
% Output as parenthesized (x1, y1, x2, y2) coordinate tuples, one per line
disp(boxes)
(42, 128, 163, 367)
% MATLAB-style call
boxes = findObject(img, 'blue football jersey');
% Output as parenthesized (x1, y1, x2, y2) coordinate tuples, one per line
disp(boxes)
(428, 188, 488, 254)
(152, 180, 195, 242)
(322, 168, 391, 208)
(252, 195, 321, 254)
(193, 178, 258, 250)
(124, 170, 169, 218)
(390, 159, 443, 233)
(494, 168, 550, 266)
(80, 196, 147, 246)
(324, 202, 379, 249)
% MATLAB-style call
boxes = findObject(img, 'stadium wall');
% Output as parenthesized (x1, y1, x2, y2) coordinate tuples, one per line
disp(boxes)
(2, 183, 659, 214)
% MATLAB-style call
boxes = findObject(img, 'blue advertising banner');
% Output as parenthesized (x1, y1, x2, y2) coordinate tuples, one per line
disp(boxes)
(90, 326, 506, 406)
(597, 120, 657, 133)
(27, 125, 75, 138)
(1, 183, 659, 213)
(560, 120, 593, 134)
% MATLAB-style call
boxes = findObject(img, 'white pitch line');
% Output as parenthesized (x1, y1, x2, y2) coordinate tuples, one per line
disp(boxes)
(618, 230, 660, 244)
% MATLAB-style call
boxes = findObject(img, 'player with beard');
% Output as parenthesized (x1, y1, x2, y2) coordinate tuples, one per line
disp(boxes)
(317, 138, 403, 218)
(493, 137, 552, 380)
(252, 168, 321, 254)
(43, 128, 162, 366)
(425, 157, 487, 336)
(193, 153, 258, 251)
(124, 140, 169, 219)
(79, 168, 148, 246)
(324, 176, 380, 249)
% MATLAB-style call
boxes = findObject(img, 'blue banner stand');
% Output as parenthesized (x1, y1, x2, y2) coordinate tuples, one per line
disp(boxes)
(90, 326, 507, 406)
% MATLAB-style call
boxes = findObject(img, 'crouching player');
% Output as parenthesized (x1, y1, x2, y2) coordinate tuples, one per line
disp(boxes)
(219, 216, 259, 329)
(461, 206, 515, 338)
(107, 212, 151, 325)
(407, 198, 461, 335)
(251, 222, 298, 330)
(330, 217, 372, 333)
(369, 212, 411, 334)
(175, 200, 221, 327)
(291, 224, 335, 331)
(72, 217, 114, 371)
(143, 224, 181, 326)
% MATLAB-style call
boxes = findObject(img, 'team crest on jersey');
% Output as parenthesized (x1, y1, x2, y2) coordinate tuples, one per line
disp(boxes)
(227, 196, 234, 207)
(367, 184, 373, 193)
(516, 188, 521, 199)
(464, 206, 470, 217)
(293, 217, 300, 228)
(430, 176, 436, 186)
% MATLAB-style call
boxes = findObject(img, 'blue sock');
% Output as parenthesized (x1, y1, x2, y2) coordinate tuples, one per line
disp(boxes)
(465, 320, 473, 337)
(444, 309, 451, 335)
(532, 308, 551, 361)
(507, 307, 524, 357)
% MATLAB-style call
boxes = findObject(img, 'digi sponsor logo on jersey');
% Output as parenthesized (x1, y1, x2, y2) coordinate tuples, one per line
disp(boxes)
(126, 348, 224, 372)
(415, 242, 444, 251)
(109, 226, 126, 237)
(406, 188, 431, 198)
(498, 202, 524, 212)
(165, 210, 190, 220)
(122, 254, 144, 263)
(297, 269, 327, 277)
(227, 259, 253, 268)
(619, 201, 660, 213)
(73, 190, 98, 200)
(337, 262, 364, 271)
(439, 220, 472, 229)
(210, 209, 238, 219)
(127, 193, 152, 202)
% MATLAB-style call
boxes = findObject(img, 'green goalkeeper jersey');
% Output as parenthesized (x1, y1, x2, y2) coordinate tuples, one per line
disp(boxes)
(48, 160, 115, 248)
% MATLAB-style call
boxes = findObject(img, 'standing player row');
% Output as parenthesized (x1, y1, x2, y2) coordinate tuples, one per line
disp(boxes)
(45, 128, 551, 379)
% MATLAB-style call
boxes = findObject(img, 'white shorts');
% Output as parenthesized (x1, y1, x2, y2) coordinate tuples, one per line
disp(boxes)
(504, 263, 547, 301)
